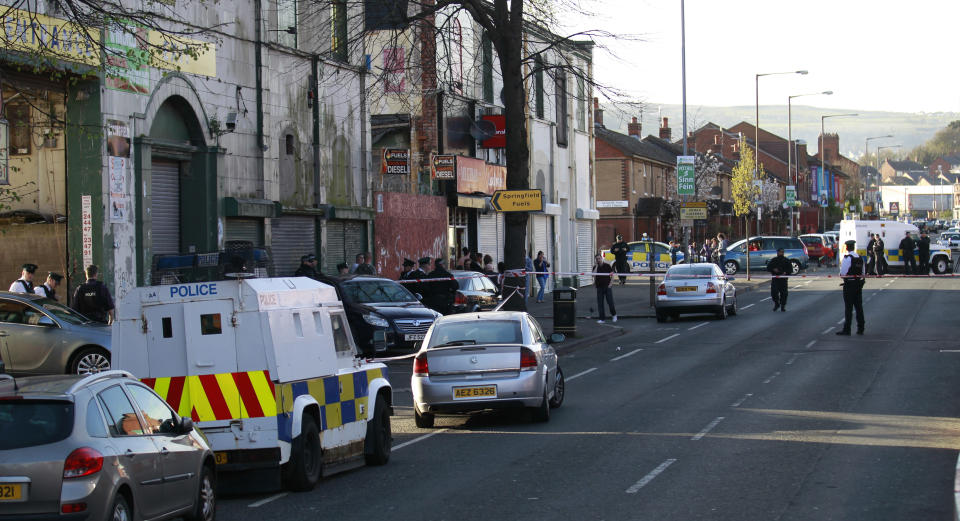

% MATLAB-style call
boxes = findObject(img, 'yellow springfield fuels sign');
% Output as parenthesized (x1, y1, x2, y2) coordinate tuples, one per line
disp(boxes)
(491, 189, 543, 212)
(1, 7, 100, 65)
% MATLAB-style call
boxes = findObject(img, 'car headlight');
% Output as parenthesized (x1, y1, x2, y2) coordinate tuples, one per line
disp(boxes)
(363, 314, 389, 327)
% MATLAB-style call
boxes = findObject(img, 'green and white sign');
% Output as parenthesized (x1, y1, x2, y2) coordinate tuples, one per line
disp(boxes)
(677, 155, 695, 196)
(785, 185, 796, 206)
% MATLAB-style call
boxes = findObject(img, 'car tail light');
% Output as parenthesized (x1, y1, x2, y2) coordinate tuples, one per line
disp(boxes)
(520, 348, 538, 371)
(657, 284, 666, 296)
(413, 355, 429, 375)
(706, 282, 717, 294)
(61, 503, 87, 513)
(63, 447, 103, 478)
(454, 292, 467, 306)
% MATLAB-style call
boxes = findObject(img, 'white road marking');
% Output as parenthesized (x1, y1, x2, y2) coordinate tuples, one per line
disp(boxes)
(836, 319, 845, 325)
(741, 303, 755, 310)
(786, 353, 800, 365)
(805, 340, 817, 349)
(611, 349, 643, 362)
(691, 417, 725, 441)
(393, 428, 448, 451)
(823, 326, 835, 334)
(730, 393, 753, 407)
(655, 333, 681, 344)
(625, 459, 677, 494)
(805, 280, 812, 284)
(249, 493, 289, 508)
(688, 322, 709, 331)
(761, 297, 772, 301)
(567, 367, 598, 381)
(763, 372, 780, 384)
(793, 285, 804, 289)
(940, 350, 960, 353)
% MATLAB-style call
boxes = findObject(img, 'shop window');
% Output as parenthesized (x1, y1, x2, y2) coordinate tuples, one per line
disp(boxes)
(482, 32, 494, 103)
(555, 72, 568, 147)
(576, 76, 586, 132)
(331, 0, 348, 61)
(534, 57, 544, 119)
(8, 104, 31, 155)
(277, 0, 297, 48)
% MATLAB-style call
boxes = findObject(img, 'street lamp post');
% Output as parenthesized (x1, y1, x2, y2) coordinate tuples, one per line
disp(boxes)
(819, 113, 859, 231)
(876, 144, 902, 217)
(864, 135, 893, 217)
(788, 90, 832, 235)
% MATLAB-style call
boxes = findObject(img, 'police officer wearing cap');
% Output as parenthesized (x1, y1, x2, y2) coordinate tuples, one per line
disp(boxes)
(399, 258, 416, 280)
(294, 253, 321, 280)
(35, 272, 63, 301)
(72, 265, 115, 324)
(837, 239, 866, 335)
(425, 257, 457, 314)
(406, 257, 430, 299)
(610, 234, 630, 285)
(9, 263, 37, 293)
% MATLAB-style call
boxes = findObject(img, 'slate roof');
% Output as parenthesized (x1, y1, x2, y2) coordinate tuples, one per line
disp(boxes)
(887, 159, 925, 171)
(595, 126, 677, 166)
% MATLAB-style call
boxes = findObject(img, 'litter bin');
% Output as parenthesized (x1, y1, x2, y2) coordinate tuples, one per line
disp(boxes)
(553, 286, 577, 335)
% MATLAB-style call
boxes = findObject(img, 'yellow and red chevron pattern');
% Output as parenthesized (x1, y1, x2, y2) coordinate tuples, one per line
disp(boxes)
(142, 370, 277, 422)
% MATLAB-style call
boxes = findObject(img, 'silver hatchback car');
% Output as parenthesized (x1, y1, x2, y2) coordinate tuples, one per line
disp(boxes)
(411, 311, 565, 427)
(0, 370, 215, 520)
(655, 263, 737, 322)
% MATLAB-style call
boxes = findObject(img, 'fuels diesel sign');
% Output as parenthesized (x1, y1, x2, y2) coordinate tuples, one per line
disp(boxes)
(381, 148, 410, 175)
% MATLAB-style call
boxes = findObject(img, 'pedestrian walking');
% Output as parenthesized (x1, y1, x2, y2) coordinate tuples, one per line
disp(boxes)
(294, 253, 321, 280)
(767, 248, 792, 312)
(716, 233, 728, 270)
(534, 251, 550, 303)
(866, 234, 877, 275)
(837, 239, 866, 335)
(34, 272, 63, 300)
(918, 232, 931, 274)
(71, 265, 115, 324)
(898, 231, 916, 275)
(593, 254, 617, 323)
(9, 263, 37, 293)
(610, 234, 630, 285)
(873, 234, 887, 276)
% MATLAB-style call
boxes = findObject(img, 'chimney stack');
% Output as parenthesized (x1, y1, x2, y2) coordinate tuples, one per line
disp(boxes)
(593, 97, 603, 128)
(627, 117, 642, 139)
(659, 117, 671, 140)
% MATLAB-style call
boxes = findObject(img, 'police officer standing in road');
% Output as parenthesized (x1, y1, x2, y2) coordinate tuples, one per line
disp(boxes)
(917, 232, 931, 274)
(899, 231, 917, 275)
(767, 248, 792, 312)
(34, 272, 63, 300)
(873, 233, 887, 276)
(72, 265, 115, 324)
(866, 234, 877, 275)
(294, 253, 321, 280)
(837, 240, 866, 336)
(8, 263, 37, 293)
(610, 234, 630, 285)
(425, 257, 458, 315)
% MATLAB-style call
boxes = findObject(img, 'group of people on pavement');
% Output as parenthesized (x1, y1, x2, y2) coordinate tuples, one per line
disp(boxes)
(399, 256, 458, 314)
(8, 263, 114, 324)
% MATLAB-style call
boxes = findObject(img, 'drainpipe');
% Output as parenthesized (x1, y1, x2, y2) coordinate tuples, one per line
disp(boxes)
(254, 0, 265, 193)
(312, 55, 320, 207)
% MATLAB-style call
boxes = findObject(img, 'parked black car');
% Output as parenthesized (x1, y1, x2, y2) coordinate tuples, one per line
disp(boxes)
(450, 270, 501, 313)
(319, 275, 441, 354)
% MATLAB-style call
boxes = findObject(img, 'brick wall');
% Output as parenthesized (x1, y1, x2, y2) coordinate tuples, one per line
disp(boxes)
(374, 191, 447, 278)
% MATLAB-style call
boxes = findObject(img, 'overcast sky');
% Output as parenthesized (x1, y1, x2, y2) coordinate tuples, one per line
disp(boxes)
(569, 0, 959, 115)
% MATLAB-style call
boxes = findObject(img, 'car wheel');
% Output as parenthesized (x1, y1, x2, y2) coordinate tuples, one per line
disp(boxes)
(655, 312, 666, 323)
(790, 260, 802, 275)
(531, 387, 551, 423)
(69, 347, 110, 375)
(110, 493, 132, 521)
(184, 465, 216, 521)
(549, 367, 565, 408)
(283, 414, 321, 491)
(414, 405, 435, 428)
(932, 256, 948, 274)
(716, 299, 727, 320)
(724, 260, 739, 275)
(364, 394, 391, 466)
(727, 296, 737, 316)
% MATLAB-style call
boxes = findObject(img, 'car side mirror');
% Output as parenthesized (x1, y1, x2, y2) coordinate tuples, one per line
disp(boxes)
(37, 315, 55, 326)
(179, 416, 194, 434)
(414, 293, 423, 301)
(549, 333, 566, 344)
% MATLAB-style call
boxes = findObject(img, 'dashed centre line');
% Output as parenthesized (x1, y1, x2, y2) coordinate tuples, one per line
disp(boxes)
(393, 428, 449, 451)
(625, 459, 677, 494)
(249, 492, 289, 508)
(805, 340, 817, 349)
(761, 297, 772, 301)
(566, 368, 598, 381)
(785, 353, 800, 365)
(823, 326, 835, 334)
(611, 349, 643, 362)
(730, 393, 752, 407)
(688, 322, 709, 331)
(763, 372, 781, 384)
(741, 303, 755, 310)
(691, 417, 725, 440)
(655, 333, 681, 344)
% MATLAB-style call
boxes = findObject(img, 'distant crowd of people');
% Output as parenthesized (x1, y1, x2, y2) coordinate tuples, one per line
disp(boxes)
(8, 263, 114, 324)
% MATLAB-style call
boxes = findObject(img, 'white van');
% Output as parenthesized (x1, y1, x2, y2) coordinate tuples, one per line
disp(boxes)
(838, 219, 953, 274)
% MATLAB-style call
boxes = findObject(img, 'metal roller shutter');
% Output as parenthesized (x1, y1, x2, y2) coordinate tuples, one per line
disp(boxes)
(271, 215, 316, 277)
(151, 160, 180, 255)
(533, 215, 547, 259)
(577, 220, 594, 287)
(478, 212, 499, 265)
(323, 220, 345, 275)
(224, 218, 264, 247)
(545, 216, 555, 291)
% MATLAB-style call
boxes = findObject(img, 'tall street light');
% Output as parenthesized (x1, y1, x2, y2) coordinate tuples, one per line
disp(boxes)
(819, 113, 858, 231)
(788, 90, 832, 235)
(864, 135, 892, 217)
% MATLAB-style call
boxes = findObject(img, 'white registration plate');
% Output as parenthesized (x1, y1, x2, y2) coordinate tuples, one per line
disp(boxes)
(405, 334, 425, 341)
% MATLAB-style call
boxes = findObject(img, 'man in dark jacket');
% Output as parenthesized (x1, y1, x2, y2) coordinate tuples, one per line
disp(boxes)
(405, 257, 430, 299)
(865, 235, 877, 276)
(610, 234, 630, 285)
(917, 232, 931, 274)
(873, 234, 887, 276)
(294, 253, 321, 280)
(767, 248, 792, 312)
(399, 258, 416, 280)
(72, 265, 115, 324)
(425, 258, 458, 315)
(899, 231, 916, 275)
(594, 254, 617, 323)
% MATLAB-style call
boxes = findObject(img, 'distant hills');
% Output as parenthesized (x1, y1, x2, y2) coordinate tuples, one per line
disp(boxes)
(601, 103, 960, 163)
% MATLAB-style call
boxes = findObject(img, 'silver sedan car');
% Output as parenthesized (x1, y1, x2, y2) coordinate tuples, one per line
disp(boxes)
(411, 311, 565, 427)
(655, 263, 737, 322)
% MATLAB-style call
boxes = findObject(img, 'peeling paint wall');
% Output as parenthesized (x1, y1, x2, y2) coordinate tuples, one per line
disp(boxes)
(373, 191, 446, 278)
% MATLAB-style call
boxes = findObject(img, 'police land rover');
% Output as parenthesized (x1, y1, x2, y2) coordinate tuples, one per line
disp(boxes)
(114, 277, 392, 492)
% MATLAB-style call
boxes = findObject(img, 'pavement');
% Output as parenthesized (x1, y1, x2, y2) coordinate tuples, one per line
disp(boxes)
(522, 272, 774, 354)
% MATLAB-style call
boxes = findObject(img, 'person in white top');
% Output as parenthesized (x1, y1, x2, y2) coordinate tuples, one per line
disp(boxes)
(34, 272, 63, 301)
(8, 263, 37, 294)
(837, 239, 866, 335)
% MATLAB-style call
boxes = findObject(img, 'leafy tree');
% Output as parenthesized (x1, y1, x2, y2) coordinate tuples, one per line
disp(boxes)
(731, 136, 763, 217)
(908, 120, 960, 164)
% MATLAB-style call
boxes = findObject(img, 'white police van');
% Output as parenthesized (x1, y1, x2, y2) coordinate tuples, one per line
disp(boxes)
(839, 219, 953, 274)
(114, 277, 392, 492)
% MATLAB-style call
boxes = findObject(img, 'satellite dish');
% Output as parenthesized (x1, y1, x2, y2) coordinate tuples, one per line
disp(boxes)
(471, 119, 497, 141)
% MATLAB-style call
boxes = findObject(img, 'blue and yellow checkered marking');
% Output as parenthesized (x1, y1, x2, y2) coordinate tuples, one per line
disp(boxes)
(276, 367, 387, 442)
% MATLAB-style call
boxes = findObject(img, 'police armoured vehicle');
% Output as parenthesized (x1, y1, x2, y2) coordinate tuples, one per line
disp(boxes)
(839, 219, 953, 274)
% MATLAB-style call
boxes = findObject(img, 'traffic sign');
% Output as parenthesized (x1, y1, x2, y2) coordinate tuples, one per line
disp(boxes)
(785, 185, 796, 206)
(680, 201, 707, 220)
(491, 189, 543, 212)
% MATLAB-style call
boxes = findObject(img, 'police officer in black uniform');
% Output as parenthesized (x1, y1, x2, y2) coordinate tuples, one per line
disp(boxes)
(767, 248, 792, 312)
(917, 232, 931, 274)
(399, 258, 415, 280)
(294, 253, 321, 280)
(34, 272, 63, 300)
(610, 234, 630, 285)
(72, 265, 115, 324)
(425, 257, 458, 314)
(406, 257, 430, 300)
(899, 231, 917, 275)
(8, 263, 37, 293)
(837, 240, 866, 335)
(873, 234, 887, 276)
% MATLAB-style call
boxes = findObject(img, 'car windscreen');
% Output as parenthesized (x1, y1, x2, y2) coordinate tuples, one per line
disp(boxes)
(36, 299, 90, 325)
(665, 266, 715, 280)
(341, 280, 416, 303)
(427, 320, 522, 348)
(0, 400, 74, 450)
